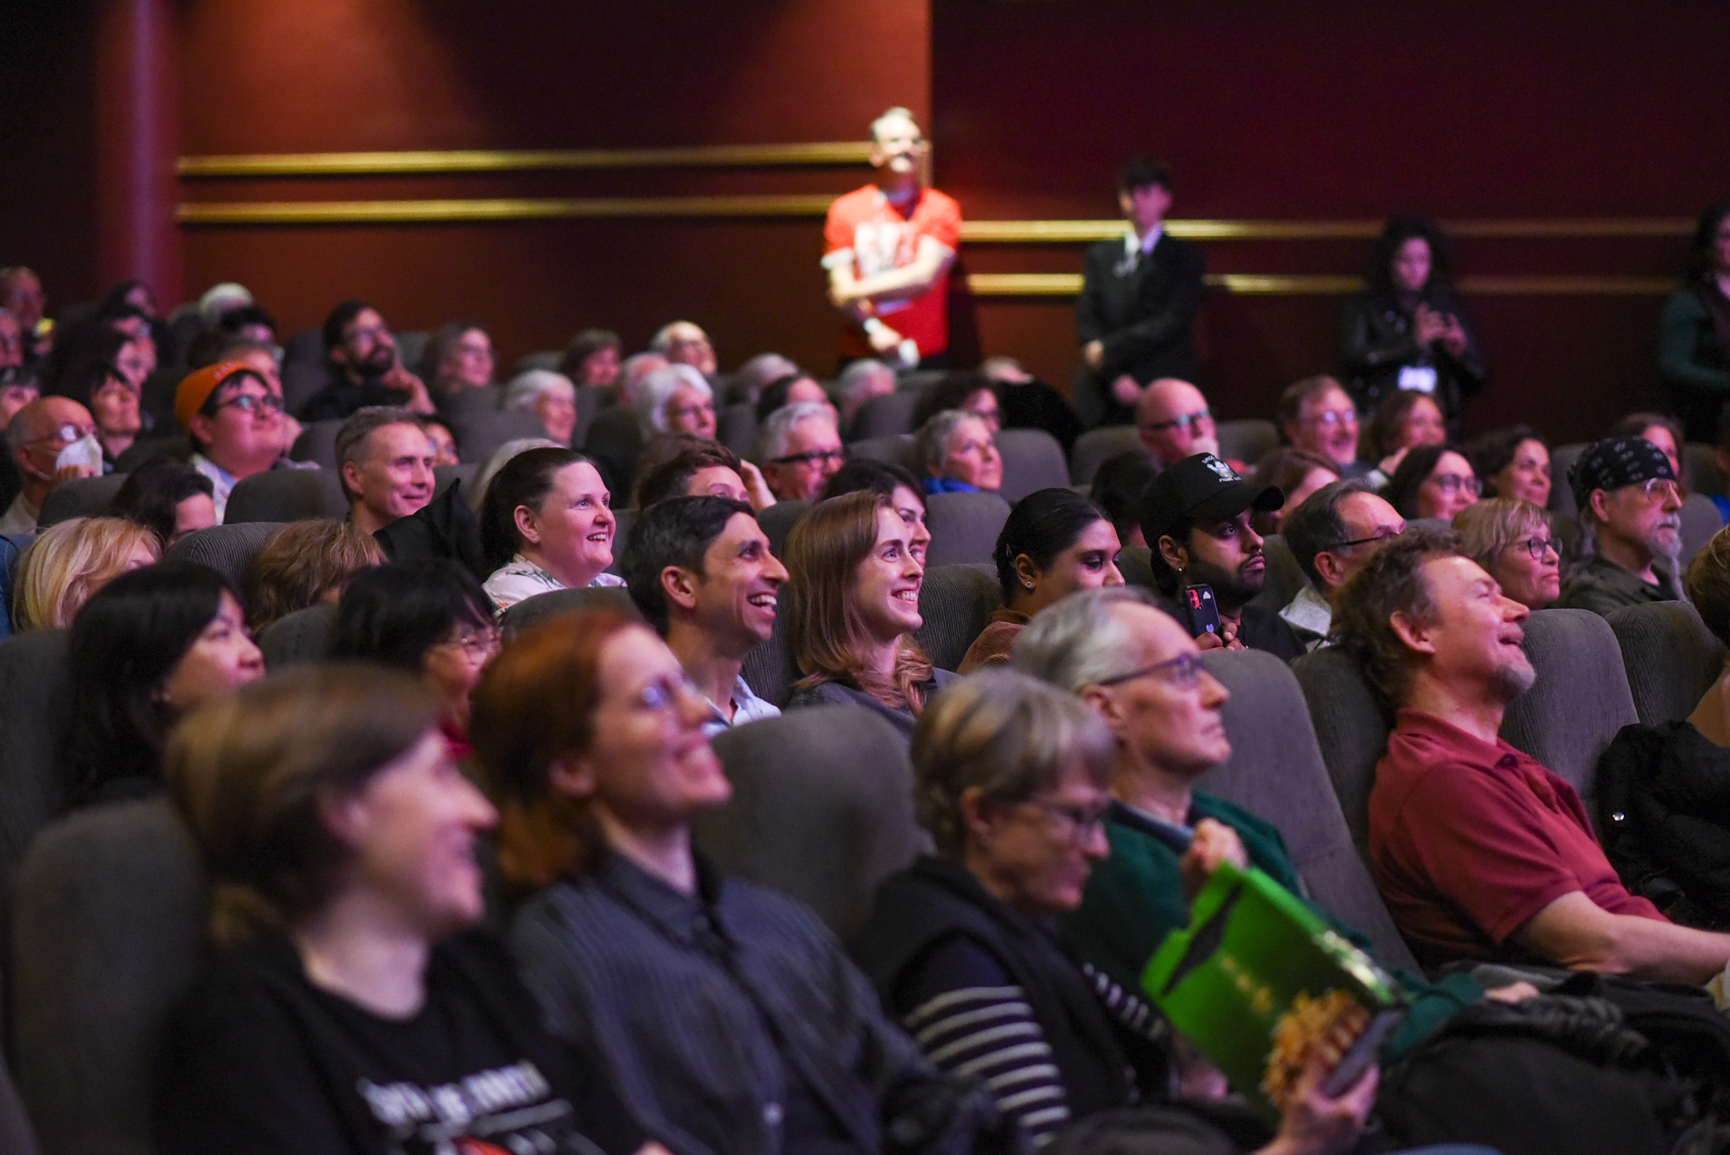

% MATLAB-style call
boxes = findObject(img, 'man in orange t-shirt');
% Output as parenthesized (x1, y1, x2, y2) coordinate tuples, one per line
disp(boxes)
(823, 107, 961, 372)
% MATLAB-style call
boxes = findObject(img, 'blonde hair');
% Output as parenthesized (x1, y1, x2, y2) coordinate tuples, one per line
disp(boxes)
(245, 519, 386, 632)
(1686, 525, 1730, 649)
(784, 491, 935, 712)
(164, 663, 437, 947)
(1452, 497, 1551, 576)
(913, 668, 1114, 858)
(13, 516, 159, 630)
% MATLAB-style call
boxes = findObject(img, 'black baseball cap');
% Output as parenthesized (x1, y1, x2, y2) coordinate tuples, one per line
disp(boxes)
(1139, 453, 1284, 543)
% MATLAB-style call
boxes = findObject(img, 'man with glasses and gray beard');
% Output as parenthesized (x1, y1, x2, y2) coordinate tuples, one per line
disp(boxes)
(1556, 435, 1685, 615)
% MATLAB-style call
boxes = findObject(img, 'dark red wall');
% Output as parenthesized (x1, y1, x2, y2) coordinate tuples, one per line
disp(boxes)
(932, 0, 1730, 441)
(7, 0, 1730, 443)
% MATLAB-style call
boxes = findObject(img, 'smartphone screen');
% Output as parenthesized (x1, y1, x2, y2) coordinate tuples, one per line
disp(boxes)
(1183, 583, 1221, 637)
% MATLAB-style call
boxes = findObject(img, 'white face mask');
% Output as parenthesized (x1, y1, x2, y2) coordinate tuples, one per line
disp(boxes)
(55, 433, 104, 473)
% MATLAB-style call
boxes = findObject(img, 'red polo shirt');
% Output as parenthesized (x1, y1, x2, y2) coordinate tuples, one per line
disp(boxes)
(1369, 708, 1666, 968)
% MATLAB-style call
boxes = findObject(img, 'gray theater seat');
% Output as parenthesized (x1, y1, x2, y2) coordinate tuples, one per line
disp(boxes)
(1606, 600, 1725, 725)
(697, 706, 925, 942)
(741, 590, 799, 708)
(164, 521, 288, 591)
(288, 418, 345, 470)
(497, 585, 639, 635)
(1215, 419, 1278, 466)
(1198, 647, 1419, 972)
(994, 428, 1069, 504)
(756, 499, 810, 558)
(38, 473, 128, 527)
(0, 628, 73, 910)
(1070, 426, 1140, 487)
(258, 602, 338, 667)
(850, 391, 921, 440)
(224, 469, 348, 523)
(847, 434, 913, 469)
(924, 489, 1010, 568)
(913, 564, 1003, 672)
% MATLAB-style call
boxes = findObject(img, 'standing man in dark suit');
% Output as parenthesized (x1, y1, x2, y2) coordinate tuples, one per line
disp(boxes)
(1075, 159, 1206, 429)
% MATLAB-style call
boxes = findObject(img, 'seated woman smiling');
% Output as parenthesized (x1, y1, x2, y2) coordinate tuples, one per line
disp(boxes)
(783, 490, 955, 738)
(480, 446, 624, 614)
(913, 408, 1003, 495)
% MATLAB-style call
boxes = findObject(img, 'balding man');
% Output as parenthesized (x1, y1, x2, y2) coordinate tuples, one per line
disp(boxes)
(650, 321, 718, 379)
(0, 396, 99, 533)
(1134, 379, 1219, 469)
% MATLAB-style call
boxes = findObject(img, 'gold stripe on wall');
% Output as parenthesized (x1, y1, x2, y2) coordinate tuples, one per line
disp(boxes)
(965, 273, 1672, 297)
(177, 142, 873, 178)
(964, 218, 1694, 244)
(177, 195, 838, 224)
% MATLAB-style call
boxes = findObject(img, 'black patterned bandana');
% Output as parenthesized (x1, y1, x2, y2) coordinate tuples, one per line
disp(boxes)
(1567, 435, 1676, 510)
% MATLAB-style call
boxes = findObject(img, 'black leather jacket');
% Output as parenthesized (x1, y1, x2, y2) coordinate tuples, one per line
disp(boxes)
(1339, 286, 1486, 420)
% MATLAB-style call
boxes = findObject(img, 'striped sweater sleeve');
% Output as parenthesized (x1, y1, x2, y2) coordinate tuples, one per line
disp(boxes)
(894, 936, 1071, 1149)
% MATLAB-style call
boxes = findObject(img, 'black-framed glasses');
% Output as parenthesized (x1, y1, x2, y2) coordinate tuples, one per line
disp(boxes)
(1140, 409, 1212, 434)
(1095, 651, 1205, 691)
(214, 393, 285, 416)
(1322, 526, 1405, 552)
(1022, 798, 1112, 846)
(770, 448, 846, 467)
(1505, 536, 1556, 561)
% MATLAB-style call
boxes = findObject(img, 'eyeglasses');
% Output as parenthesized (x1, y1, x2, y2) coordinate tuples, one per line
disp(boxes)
(436, 629, 500, 661)
(23, 422, 94, 446)
(213, 393, 285, 417)
(1141, 409, 1212, 433)
(1304, 409, 1358, 427)
(1095, 651, 1206, 691)
(667, 400, 716, 423)
(1637, 478, 1681, 503)
(770, 448, 846, 468)
(636, 672, 702, 712)
(1323, 526, 1404, 552)
(1022, 798, 1112, 846)
(1505, 536, 1556, 560)
(1428, 473, 1480, 497)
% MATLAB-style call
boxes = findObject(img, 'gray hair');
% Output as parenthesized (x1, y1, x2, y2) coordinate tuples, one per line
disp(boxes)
(1013, 586, 1157, 693)
(198, 282, 253, 325)
(503, 369, 575, 412)
(468, 437, 561, 512)
(733, 353, 801, 404)
(871, 106, 919, 142)
(617, 352, 668, 406)
(757, 401, 836, 462)
(634, 363, 711, 439)
(837, 359, 895, 404)
(911, 409, 975, 478)
(648, 321, 702, 355)
(912, 668, 1115, 858)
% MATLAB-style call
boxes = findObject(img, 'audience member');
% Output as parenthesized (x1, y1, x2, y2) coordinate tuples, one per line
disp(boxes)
(1453, 498, 1561, 610)
(820, 457, 931, 564)
(0, 364, 40, 430)
(753, 371, 834, 425)
(418, 320, 495, 397)
(1556, 434, 1684, 613)
(1366, 389, 1447, 478)
(471, 608, 995, 1155)
(911, 371, 1002, 433)
(1339, 215, 1485, 423)
(634, 364, 717, 441)
(1336, 530, 1730, 980)
(479, 446, 624, 613)
(835, 357, 896, 430)
(961, 488, 1124, 672)
(0, 395, 100, 533)
(335, 406, 436, 536)
(1142, 453, 1304, 659)
(0, 267, 46, 366)
(244, 518, 385, 633)
(467, 436, 559, 513)
(1687, 527, 1730, 747)
(1074, 158, 1205, 429)
(1658, 203, 1730, 442)
(1610, 411, 1686, 490)
(0, 310, 23, 375)
(631, 436, 771, 511)
(59, 359, 143, 465)
(1466, 425, 1551, 507)
(783, 490, 953, 738)
(424, 418, 459, 466)
(12, 515, 158, 630)
(824, 107, 961, 370)
(1279, 479, 1405, 650)
(176, 361, 291, 522)
(648, 320, 718, 378)
(559, 328, 622, 390)
(156, 664, 640, 1155)
(615, 351, 668, 407)
(1090, 450, 1157, 549)
(1133, 379, 1218, 469)
(620, 496, 786, 734)
(65, 563, 263, 807)
(110, 457, 217, 547)
(1278, 375, 1365, 475)
(857, 667, 1378, 1155)
(1249, 447, 1339, 535)
(302, 300, 433, 420)
(726, 351, 799, 406)
(504, 368, 579, 446)
(1384, 444, 1480, 521)
(757, 401, 844, 501)
(912, 408, 1002, 494)
(328, 560, 499, 749)
(210, 335, 302, 456)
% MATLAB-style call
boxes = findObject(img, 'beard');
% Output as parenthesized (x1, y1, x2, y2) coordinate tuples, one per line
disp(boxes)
(1183, 552, 1264, 612)
(1490, 653, 1538, 702)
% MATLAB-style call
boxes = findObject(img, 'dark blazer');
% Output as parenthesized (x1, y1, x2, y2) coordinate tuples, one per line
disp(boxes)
(1075, 232, 1206, 427)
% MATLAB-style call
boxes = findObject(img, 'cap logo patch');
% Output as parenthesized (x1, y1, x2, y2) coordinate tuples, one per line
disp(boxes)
(1203, 454, 1238, 482)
